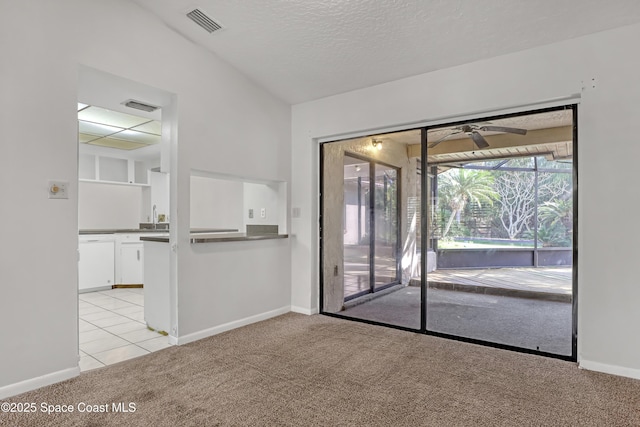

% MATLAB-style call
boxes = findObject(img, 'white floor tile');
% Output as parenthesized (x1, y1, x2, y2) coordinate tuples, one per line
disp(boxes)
(79, 328, 115, 344)
(137, 336, 172, 352)
(79, 294, 115, 304)
(80, 335, 130, 354)
(111, 306, 144, 316)
(92, 344, 149, 365)
(81, 309, 117, 322)
(98, 289, 130, 296)
(113, 294, 144, 306)
(103, 321, 147, 335)
(123, 312, 146, 323)
(92, 299, 138, 310)
(79, 319, 99, 332)
(79, 305, 107, 316)
(89, 314, 134, 328)
(77, 289, 165, 372)
(118, 328, 164, 343)
(79, 355, 105, 371)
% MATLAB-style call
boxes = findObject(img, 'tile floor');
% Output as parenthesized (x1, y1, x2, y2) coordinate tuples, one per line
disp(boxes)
(79, 288, 171, 371)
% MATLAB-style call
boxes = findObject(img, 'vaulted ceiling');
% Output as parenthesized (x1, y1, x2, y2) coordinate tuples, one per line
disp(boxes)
(132, 0, 640, 104)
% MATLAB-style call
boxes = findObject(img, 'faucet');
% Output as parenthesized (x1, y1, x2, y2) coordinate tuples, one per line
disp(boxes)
(152, 205, 157, 227)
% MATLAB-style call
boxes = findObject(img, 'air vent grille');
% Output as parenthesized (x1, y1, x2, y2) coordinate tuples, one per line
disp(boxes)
(187, 9, 222, 33)
(123, 100, 159, 113)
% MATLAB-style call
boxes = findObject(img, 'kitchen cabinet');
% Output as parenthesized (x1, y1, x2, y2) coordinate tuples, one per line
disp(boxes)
(79, 237, 115, 292)
(79, 154, 150, 185)
(120, 242, 144, 285)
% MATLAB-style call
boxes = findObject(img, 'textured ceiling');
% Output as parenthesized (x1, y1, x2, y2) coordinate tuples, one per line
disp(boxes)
(132, 0, 640, 104)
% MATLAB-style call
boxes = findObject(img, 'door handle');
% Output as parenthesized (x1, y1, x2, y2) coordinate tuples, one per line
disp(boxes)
(137, 250, 140, 261)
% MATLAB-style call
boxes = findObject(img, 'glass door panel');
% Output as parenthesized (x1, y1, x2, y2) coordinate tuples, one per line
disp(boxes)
(320, 130, 421, 331)
(343, 156, 371, 299)
(374, 164, 399, 290)
(425, 108, 575, 357)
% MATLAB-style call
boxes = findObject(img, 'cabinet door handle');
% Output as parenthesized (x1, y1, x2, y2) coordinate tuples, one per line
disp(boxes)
(137, 250, 140, 261)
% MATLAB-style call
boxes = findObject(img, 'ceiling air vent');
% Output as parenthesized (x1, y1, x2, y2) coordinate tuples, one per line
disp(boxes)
(123, 99, 159, 113)
(187, 9, 222, 33)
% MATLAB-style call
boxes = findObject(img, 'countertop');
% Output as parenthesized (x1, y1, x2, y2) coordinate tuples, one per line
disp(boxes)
(140, 232, 289, 243)
(79, 228, 238, 235)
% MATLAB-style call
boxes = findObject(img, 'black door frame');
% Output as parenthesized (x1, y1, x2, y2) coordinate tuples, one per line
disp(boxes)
(341, 151, 402, 302)
(320, 103, 578, 363)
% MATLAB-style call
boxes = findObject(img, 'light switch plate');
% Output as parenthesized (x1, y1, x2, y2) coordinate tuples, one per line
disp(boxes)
(48, 180, 69, 199)
(248, 209, 254, 218)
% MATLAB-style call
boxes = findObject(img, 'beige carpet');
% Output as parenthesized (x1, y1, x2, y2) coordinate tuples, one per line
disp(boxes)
(3, 313, 640, 426)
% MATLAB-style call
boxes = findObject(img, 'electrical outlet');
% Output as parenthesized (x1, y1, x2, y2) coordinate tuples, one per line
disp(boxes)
(260, 208, 266, 218)
(48, 180, 69, 199)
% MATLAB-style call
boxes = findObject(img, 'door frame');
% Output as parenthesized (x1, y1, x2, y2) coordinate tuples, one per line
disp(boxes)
(421, 104, 578, 362)
(341, 151, 402, 302)
(320, 103, 578, 363)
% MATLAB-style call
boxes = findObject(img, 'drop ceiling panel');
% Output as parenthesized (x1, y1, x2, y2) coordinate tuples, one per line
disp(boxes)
(109, 129, 161, 145)
(79, 133, 101, 143)
(132, 120, 162, 135)
(78, 121, 123, 136)
(78, 104, 162, 152)
(78, 106, 150, 128)
(88, 137, 150, 151)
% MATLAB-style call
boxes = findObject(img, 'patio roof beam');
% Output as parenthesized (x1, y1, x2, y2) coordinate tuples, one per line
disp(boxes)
(408, 125, 573, 158)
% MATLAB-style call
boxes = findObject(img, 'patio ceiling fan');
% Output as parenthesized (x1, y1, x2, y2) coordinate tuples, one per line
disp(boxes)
(428, 124, 527, 149)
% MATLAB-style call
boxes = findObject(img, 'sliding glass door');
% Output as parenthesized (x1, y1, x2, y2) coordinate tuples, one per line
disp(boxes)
(373, 164, 399, 290)
(343, 154, 400, 301)
(424, 106, 576, 358)
(343, 156, 371, 299)
(320, 105, 576, 361)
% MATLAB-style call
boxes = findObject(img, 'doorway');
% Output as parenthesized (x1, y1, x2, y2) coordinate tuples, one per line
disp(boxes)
(343, 154, 401, 301)
(77, 66, 176, 371)
(320, 104, 577, 361)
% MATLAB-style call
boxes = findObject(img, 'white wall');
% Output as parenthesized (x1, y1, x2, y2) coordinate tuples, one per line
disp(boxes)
(243, 182, 283, 229)
(78, 182, 143, 229)
(190, 176, 243, 230)
(292, 23, 640, 378)
(0, 0, 290, 397)
(149, 171, 169, 223)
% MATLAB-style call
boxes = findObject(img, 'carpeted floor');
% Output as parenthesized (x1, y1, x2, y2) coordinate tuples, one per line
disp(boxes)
(3, 313, 640, 426)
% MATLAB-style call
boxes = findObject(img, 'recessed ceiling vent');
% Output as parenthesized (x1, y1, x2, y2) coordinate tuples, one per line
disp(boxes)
(123, 99, 159, 113)
(187, 9, 222, 33)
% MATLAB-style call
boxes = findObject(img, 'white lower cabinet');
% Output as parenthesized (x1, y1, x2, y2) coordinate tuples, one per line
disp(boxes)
(120, 242, 144, 285)
(79, 232, 166, 291)
(79, 238, 115, 292)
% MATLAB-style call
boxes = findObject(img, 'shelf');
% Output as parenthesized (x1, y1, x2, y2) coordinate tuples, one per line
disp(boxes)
(79, 179, 150, 188)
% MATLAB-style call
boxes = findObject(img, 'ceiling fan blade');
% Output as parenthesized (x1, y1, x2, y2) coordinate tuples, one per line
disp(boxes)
(427, 130, 463, 148)
(469, 131, 490, 149)
(479, 125, 527, 135)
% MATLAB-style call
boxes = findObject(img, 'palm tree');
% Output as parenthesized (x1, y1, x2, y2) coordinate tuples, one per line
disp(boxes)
(538, 199, 573, 232)
(438, 169, 497, 238)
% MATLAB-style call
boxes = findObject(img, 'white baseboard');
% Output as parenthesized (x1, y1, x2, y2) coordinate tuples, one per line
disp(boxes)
(579, 360, 640, 380)
(0, 366, 80, 400)
(290, 305, 318, 315)
(175, 306, 291, 345)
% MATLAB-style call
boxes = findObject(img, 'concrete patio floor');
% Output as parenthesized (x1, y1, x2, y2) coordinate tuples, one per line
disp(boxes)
(339, 267, 574, 356)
